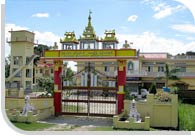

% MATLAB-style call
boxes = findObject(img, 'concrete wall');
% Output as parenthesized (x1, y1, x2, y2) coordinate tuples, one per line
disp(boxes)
(5, 97, 53, 110)
(5, 97, 54, 121)
(123, 94, 178, 128)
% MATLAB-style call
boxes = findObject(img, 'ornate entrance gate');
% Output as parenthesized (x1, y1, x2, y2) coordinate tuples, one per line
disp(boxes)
(43, 48, 136, 116)
(61, 63, 117, 117)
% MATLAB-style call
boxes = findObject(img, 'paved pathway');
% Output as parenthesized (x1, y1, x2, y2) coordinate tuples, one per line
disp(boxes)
(38, 115, 113, 131)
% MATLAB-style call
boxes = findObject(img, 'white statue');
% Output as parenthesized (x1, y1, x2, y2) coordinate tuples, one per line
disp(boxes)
(129, 99, 141, 122)
(22, 95, 35, 116)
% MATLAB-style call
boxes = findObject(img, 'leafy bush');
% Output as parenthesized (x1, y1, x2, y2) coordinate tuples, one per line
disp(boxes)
(124, 85, 134, 100)
(171, 86, 179, 94)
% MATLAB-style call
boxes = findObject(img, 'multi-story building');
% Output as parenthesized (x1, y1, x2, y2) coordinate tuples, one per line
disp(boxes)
(126, 52, 195, 91)
(34, 59, 67, 85)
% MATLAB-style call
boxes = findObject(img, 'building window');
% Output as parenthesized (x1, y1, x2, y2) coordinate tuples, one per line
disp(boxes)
(127, 61, 134, 70)
(158, 66, 164, 72)
(40, 69, 43, 73)
(26, 57, 31, 65)
(175, 63, 186, 72)
(114, 66, 117, 71)
(104, 66, 109, 72)
(13, 68, 22, 77)
(36, 69, 38, 74)
(26, 81, 31, 89)
(51, 68, 53, 73)
(13, 56, 22, 65)
(45, 70, 49, 76)
(148, 66, 153, 72)
(36, 79, 38, 83)
(83, 43, 95, 49)
(177, 66, 186, 72)
(26, 69, 31, 77)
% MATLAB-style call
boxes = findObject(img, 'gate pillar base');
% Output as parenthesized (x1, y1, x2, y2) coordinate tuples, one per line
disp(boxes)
(54, 60, 63, 116)
(54, 91, 61, 116)
(117, 60, 126, 115)
(117, 91, 125, 114)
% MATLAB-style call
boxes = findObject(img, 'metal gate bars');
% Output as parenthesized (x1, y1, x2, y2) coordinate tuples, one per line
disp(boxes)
(61, 86, 117, 117)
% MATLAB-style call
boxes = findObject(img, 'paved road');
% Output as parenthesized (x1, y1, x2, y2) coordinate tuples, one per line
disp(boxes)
(39, 115, 113, 127)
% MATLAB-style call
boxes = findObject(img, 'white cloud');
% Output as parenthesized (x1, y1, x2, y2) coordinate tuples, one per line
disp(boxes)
(186, 37, 195, 41)
(171, 24, 195, 33)
(152, 3, 166, 11)
(142, 0, 186, 19)
(32, 13, 49, 18)
(34, 31, 60, 46)
(153, 5, 186, 19)
(116, 32, 195, 55)
(127, 15, 138, 22)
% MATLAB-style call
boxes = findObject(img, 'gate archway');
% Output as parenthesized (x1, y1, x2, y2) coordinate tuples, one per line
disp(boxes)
(42, 49, 136, 116)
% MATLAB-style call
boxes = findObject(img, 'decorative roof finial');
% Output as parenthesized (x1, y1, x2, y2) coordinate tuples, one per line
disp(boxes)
(88, 9, 92, 26)
(89, 9, 92, 16)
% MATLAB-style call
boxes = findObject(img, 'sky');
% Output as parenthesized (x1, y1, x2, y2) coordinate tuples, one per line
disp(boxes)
(5, 0, 195, 70)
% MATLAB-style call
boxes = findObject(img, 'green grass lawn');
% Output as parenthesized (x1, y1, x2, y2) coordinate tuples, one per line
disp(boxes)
(179, 103, 195, 131)
(12, 122, 55, 131)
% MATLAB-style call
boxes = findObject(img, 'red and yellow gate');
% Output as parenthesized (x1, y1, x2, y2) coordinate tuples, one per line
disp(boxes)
(43, 49, 136, 116)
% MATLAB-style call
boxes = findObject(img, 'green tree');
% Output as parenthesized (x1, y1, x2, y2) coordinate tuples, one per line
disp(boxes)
(164, 63, 180, 87)
(149, 83, 157, 94)
(124, 85, 130, 100)
(34, 44, 52, 65)
(34, 44, 51, 56)
(124, 85, 134, 100)
(37, 77, 54, 96)
(65, 67, 74, 81)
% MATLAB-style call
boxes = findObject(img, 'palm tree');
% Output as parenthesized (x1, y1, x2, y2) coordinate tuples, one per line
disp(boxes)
(164, 63, 180, 87)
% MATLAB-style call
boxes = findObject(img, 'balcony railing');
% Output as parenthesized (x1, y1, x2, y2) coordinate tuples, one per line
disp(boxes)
(126, 70, 195, 77)
(78, 70, 195, 78)
(168, 55, 195, 60)
(126, 70, 147, 77)
(104, 71, 117, 77)
(7, 37, 34, 43)
(176, 72, 195, 77)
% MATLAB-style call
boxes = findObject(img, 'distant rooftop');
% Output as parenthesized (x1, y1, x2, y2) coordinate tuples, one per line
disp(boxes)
(9, 29, 34, 34)
(140, 53, 168, 59)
